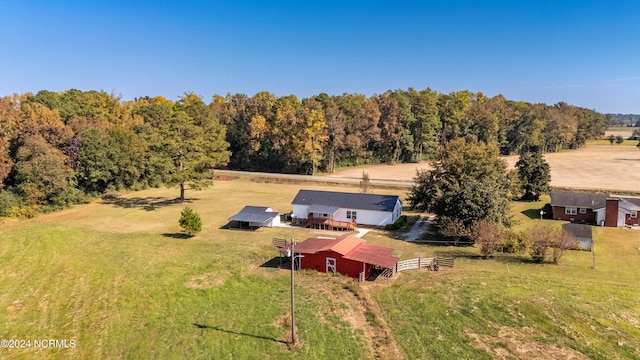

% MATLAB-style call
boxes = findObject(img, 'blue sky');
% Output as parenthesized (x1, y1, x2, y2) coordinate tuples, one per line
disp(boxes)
(1, 1, 639, 113)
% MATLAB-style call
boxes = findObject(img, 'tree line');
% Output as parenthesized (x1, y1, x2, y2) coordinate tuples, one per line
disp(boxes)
(216, 89, 606, 174)
(0, 90, 228, 216)
(0, 88, 606, 216)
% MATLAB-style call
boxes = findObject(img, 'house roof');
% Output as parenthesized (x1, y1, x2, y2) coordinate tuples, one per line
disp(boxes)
(550, 191, 609, 209)
(307, 205, 340, 215)
(287, 235, 398, 269)
(292, 190, 400, 212)
(562, 223, 593, 239)
(229, 206, 279, 224)
(618, 196, 640, 210)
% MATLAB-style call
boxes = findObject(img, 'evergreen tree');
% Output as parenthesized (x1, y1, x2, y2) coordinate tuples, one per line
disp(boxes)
(179, 207, 202, 236)
(516, 151, 551, 201)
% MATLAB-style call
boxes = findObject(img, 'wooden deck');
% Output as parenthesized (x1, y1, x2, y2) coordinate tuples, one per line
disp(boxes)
(301, 215, 357, 231)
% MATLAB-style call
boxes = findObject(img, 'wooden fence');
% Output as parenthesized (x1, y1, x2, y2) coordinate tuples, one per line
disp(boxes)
(393, 256, 455, 275)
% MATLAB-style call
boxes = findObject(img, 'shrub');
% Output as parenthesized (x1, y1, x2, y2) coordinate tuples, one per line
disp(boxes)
(551, 231, 579, 264)
(385, 215, 408, 231)
(473, 220, 504, 258)
(501, 229, 527, 254)
(0, 191, 21, 217)
(529, 226, 562, 264)
(179, 207, 202, 236)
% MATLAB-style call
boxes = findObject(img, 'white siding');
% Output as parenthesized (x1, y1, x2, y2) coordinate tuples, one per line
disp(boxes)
(292, 204, 310, 220)
(292, 200, 401, 226)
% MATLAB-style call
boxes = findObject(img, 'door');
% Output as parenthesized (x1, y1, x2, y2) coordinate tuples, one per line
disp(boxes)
(326, 257, 336, 274)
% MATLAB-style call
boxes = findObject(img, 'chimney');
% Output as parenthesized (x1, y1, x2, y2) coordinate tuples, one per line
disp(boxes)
(605, 197, 620, 227)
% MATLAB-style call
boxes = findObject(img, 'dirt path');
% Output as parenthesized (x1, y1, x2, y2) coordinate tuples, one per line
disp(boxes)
(403, 215, 434, 242)
(296, 274, 404, 359)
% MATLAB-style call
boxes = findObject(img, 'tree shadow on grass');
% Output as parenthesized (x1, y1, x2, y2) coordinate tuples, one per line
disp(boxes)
(193, 323, 288, 344)
(433, 249, 482, 259)
(260, 256, 285, 269)
(162, 233, 193, 239)
(494, 255, 538, 265)
(102, 197, 198, 211)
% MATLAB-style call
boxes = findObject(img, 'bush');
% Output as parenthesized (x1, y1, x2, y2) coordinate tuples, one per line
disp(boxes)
(179, 207, 202, 236)
(385, 215, 408, 231)
(501, 229, 527, 254)
(0, 191, 21, 217)
(473, 220, 503, 258)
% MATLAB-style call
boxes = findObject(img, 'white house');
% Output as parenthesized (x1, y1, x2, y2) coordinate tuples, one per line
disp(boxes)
(291, 190, 402, 229)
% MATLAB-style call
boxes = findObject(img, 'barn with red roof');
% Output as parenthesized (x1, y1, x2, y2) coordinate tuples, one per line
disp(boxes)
(283, 235, 399, 279)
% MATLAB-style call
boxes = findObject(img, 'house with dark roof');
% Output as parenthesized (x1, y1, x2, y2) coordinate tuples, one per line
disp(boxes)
(291, 190, 402, 229)
(551, 191, 640, 227)
(562, 223, 593, 251)
(281, 234, 398, 278)
(228, 206, 280, 229)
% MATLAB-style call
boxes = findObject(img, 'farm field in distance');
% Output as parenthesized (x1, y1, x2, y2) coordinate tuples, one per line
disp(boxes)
(326, 142, 640, 193)
(1, 178, 639, 359)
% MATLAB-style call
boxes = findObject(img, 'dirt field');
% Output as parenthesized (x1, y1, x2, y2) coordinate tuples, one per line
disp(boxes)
(325, 145, 640, 192)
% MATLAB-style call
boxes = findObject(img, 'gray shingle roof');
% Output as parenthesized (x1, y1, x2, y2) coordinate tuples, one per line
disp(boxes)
(229, 206, 279, 224)
(619, 196, 640, 209)
(292, 190, 400, 212)
(550, 191, 609, 209)
(562, 223, 593, 239)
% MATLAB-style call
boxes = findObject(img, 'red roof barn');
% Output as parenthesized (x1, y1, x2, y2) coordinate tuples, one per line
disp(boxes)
(286, 235, 399, 279)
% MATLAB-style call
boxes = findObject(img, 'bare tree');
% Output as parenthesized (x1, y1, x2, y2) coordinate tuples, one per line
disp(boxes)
(528, 226, 577, 264)
(551, 231, 578, 264)
(473, 220, 503, 258)
(360, 171, 372, 194)
(528, 226, 557, 263)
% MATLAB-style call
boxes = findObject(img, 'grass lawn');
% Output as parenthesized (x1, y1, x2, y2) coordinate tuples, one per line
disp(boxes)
(1, 179, 639, 359)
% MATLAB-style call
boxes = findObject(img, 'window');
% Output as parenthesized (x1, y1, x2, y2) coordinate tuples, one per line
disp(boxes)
(565, 207, 577, 215)
(346, 210, 357, 220)
(632, 211, 638, 218)
(579, 208, 587, 214)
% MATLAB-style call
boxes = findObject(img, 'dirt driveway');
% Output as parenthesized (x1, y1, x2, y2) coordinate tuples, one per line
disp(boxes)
(325, 145, 640, 192)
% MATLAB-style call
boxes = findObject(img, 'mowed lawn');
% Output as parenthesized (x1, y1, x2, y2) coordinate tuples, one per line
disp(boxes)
(1, 179, 640, 359)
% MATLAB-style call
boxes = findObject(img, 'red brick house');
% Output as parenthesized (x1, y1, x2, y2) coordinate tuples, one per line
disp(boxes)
(551, 191, 640, 227)
(283, 235, 398, 279)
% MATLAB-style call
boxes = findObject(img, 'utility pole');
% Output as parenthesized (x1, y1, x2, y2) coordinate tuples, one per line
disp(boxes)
(290, 237, 296, 344)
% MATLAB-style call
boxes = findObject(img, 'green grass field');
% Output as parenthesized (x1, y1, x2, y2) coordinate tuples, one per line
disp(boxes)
(1, 179, 639, 359)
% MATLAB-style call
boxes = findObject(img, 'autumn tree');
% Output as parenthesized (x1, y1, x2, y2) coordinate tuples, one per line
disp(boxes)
(0, 138, 12, 189)
(12, 135, 75, 207)
(516, 150, 551, 201)
(408, 138, 512, 235)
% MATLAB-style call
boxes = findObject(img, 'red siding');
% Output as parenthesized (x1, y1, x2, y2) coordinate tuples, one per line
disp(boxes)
(298, 250, 373, 278)
(552, 206, 597, 223)
(625, 213, 640, 226)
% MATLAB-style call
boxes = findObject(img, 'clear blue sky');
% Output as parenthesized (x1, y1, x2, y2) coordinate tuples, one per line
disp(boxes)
(2, 1, 639, 113)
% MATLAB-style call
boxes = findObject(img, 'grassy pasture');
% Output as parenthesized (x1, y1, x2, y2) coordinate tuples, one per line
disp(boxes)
(1, 178, 639, 359)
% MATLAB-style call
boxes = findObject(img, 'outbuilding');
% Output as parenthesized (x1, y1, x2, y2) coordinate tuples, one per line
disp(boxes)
(228, 206, 280, 229)
(562, 223, 593, 251)
(283, 235, 398, 279)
